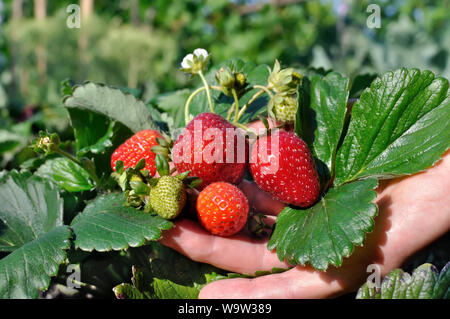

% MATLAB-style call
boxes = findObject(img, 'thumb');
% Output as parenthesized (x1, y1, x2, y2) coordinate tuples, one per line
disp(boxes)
(199, 267, 345, 299)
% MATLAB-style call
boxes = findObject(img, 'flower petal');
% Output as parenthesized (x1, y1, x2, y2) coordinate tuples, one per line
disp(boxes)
(193, 48, 209, 60)
(181, 53, 194, 69)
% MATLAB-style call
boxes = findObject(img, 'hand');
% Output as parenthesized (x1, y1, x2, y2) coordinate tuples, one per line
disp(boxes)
(160, 146, 450, 299)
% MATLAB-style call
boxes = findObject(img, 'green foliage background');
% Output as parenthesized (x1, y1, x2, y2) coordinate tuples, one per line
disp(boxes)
(1, 0, 449, 150)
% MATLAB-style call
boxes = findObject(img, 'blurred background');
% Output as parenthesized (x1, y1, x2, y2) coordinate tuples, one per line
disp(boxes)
(0, 0, 449, 169)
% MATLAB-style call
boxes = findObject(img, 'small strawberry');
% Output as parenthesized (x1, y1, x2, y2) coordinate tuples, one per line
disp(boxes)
(149, 175, 187, 219)
(147, 155, 200, 219)
(196, 182, 249, 237)
(172, 113, 248, 189)
(111, 129, 162, 176)
(249, 130, 320, 207)
(269, 92, 298, 123)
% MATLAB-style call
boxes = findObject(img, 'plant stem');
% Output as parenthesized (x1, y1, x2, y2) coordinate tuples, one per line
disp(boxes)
(234, 122, 257, 136)
(226, 103, 234, 121)
(184, 85, 226, 124)
(56, 148, 82, 166)
(231, 88, 240, 123)
(184, 86, 206, 124)
(254, 85, 274, 98)
(211, 85, 226, 93)
(236, 85, 273, 122)
(198, 70, 214, 113)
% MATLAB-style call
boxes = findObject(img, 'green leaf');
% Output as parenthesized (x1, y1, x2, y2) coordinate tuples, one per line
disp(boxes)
(113, 242, 230, 299)
(335, 68, 450, 185)
(68, 108, 110, 154)
(0, 226, 72, 299)
(406, 263, 439, 298)
(35, 158, 94, 192)
(148, 243, 221, 299)
(70, 193, 173, 252)
(67, 107, 133, 186)
(0, 171, 64, 252)
(298, 72, 349, 180)
(267, 178, 378, 270)
(151, 89, 191, 130)
(113, 265, 152, 299)
(357, 263, 449, 299)
(68, 108, 117, 155)
(149, 242, 218, 299)
(63, 82, 157, 133)
(433, 262, 450, 299)
(155, 154, 170, 177)
(0, 129, 26, 153)
(78, 122, 114, 155)
(349, 73, 377, 98)
(113, 283, 146, 299)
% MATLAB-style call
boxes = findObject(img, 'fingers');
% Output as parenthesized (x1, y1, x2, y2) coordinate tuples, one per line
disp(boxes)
(199, 266, 345, 299)
(238, 180, 286, 216)
(246, 117, 295, 132)
(371, 149, 450, 273)
(159, 219, 290, 275)
(246, 118, 278, 131)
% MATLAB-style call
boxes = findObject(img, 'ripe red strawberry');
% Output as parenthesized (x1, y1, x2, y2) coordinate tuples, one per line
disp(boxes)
(249, 130, 320, 207)
(111, 129, 162, 176)
(197, 182, 249, 237)
(172, 113, 247, 189)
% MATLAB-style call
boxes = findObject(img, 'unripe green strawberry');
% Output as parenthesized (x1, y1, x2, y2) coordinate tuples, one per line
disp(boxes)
(269, 93, 298, 123)
(150, 175, 187, 219)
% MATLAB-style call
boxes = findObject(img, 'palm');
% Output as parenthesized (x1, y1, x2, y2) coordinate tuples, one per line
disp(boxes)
(160, 150, 450, 299)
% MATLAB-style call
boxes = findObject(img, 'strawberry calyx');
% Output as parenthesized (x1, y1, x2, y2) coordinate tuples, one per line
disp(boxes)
(111, 158, 152, 210)
(247, 211, 273, 238)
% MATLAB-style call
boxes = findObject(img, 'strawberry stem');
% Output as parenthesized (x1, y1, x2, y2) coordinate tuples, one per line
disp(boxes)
(231, 88, 240, 123)
(56, 148, 82, 166)
(198, 70, 215, 114)
(184, 86, 205, 124)
(234, 122, 256, 136)
(235, 85, 273, 122)
(184, 85, 225, 124)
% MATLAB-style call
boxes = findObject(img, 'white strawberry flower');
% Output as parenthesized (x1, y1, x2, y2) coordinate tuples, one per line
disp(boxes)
(180, 48, 210, 74)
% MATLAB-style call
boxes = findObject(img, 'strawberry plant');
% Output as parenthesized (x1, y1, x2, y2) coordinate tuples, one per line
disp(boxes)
(0, 47, 449, 299)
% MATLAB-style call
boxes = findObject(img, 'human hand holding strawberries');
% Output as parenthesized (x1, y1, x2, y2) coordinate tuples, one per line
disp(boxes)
(160, 147, 450, 298)
(106, 51, 450, 299)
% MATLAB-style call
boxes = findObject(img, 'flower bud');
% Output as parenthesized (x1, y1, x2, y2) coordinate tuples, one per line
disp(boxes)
(32, 131, 60, 154)
(215, 67, 235, 91)
(215, 67, 247, 97)
(235, 72, 247, 89)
